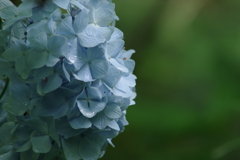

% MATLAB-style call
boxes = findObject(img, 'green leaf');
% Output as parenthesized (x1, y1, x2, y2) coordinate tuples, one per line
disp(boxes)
(0, 122, 17, 144)
(43, 148, 64, 160)
(16, 140, 31, 152)
(24, 119, 48, 135)
(0, 60, 14, 79)
(61, 137, 81, 160)
(27, 50, 48, 69)
(0, 18, 2, 30)
(43, 73, 62, 94)
(15, 126, 32, 141)
(0, 145, 15, 160)
(9, 82, 31, 101)
(15, 57, 30, 79)
(56, 117, 82, 139)
(79, 137, 101, 160)
(40, 116, 60, 147)
(31, 134, 51, 153)
(2, 47, 22, 61)
(2, 96, 30, 116)
(20, 149, 40, 160)
(0, 150, 17, 160)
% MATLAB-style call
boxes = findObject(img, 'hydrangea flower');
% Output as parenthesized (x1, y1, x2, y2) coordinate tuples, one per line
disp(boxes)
(0, 0, 136, 159)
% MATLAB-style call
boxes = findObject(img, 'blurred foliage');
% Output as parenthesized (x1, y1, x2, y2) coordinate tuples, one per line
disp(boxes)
(10, 0, 240, 159)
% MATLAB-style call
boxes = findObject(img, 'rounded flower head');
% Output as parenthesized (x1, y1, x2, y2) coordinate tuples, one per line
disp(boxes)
(0, 0, 136, 159)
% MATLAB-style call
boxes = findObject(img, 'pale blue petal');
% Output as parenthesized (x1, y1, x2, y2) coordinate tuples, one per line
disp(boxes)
(107, 95, 123, 105)
(109, 28, 123, 41)
(124, 59, 135, 73)
(47, 18, 57, 34)
(121, 74, 136, 87)
(70, 1, 86, 10)
(57, 16, 75, 36)
(87, 0, 102, 8)
(95, 129, 118, 139)
(0, 0, 14, 11)
(18, 3, 32, 18)
(45, 54, 60, 67)
(87, 86, 102, 100)
(107, 39, 124, 58)
(77, 89, 87, 99)
(101, 3, 115, 12)
(119, 49, 135, 59)
(65, 37, 78, 65)
(108, 120, 120, 131)
(31, 6, 50, 21)
(109, 58, 128, 72)
(69, 115, 92, 129)
(77, 64, 94, 82)
(61, 62, 70, 81)
(48, 35, 67, 55)
(44, 0, 57, 12)
(2, 18, 16, 30)
(77, 100, 96, 118)
(19, 0, 39, 10)
(90, 59, 108, 79)
(107, 138, 115, 147)
(78, 24, 105, 48)
(1, 6, 17, 19)
(30, 32, 48, 51)
(104, 104, 122, 119)
(113, 79, 133, 97)
(64, 79, 85, 93)
(95, 26, 113, 41)
(14, 40, 28, 52)
(91, 112, 111, 129)
(95, 8, 114, 26)
(52, 0, 70, 9)
(87, 47, 104, 60)
(121, 98, 130, 111)
(73, 9, 88, 33)
(102, 65, 121, 88)
(27, 28, 42, 41)
(89, 100, 105, 113)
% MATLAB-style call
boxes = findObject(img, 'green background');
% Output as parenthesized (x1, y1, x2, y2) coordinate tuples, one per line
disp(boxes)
(12, 0, 240, 159)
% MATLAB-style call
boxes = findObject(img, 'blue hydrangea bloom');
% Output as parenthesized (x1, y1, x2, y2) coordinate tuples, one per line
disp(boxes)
(0, 0, 136, 159)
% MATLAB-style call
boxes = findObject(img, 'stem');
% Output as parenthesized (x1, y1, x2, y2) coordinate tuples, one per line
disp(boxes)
(0, 78, 9, 100)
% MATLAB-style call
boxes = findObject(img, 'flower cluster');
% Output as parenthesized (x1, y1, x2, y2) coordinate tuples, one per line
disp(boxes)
(0, 0, 136, 159)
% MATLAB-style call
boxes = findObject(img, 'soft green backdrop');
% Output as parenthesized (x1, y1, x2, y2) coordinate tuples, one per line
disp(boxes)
(12, 0, 240, 159)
